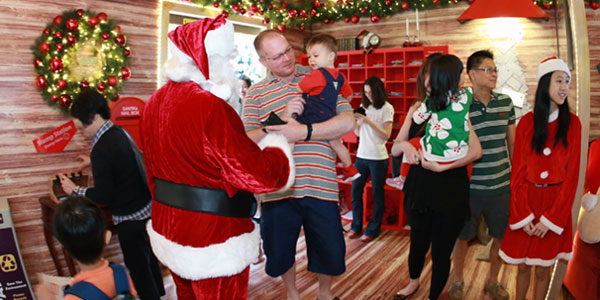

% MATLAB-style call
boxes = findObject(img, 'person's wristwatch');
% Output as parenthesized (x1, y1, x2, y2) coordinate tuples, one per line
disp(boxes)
(305, 123, 312, 141)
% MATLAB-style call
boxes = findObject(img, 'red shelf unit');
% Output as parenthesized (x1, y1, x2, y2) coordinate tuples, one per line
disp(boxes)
(300, 46, 453, 232)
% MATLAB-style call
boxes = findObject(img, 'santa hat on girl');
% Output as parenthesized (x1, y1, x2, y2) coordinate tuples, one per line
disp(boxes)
(537, 57, 571, 82)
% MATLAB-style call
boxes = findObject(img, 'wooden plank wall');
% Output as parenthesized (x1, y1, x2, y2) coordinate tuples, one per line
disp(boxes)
(309, 2, 600, 140)
(0, 0, 159, 283)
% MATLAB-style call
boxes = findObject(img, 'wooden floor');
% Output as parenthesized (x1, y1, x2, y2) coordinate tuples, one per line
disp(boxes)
(248, 222, 572, 300)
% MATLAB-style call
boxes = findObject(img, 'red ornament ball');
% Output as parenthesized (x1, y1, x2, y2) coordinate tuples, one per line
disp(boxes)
(239, 8, 247, 15)
(346, 0, 352, 4)
(54, 31, 63, 39)
(351, 15, 360, 23)
(231, 4, 241, 12)
(121, 67, 131, 80)
(543, 3, 551, 9)
(310, 9, 317, 17)
(313, 0, 321, 8)
(124, 48, 131, 57)
(97, 12, 108, 21)
(88, 16, 99, 28)
(592, 1, 600, 9)
(299, 24, 305, 31)
(337, 0, 343, 4)
(76, 9, 85, 17)
(433, 0, 439, 4)
(80, 81, 90, 88)
(250, 4, 258, 13)
(57, 79, 67, 90)
(50, 57, 63, 72)
(360, 8, 366, 14)
(385, 0, 392, 5)
(66, 34, 77, 46)
(282, 2, 288, 9)
(288, 9, 297, 18)
(324, 18, 330, 24)
(43, 27, 51, 36)
(299, 9, 307, 18)
(402, 2, 409, 9)
(50, 95, 59, 103)
(97, 82, 106, 92)
(66, 19, 79, 31)
(108, 76, 119, 86)
(452, 0, 458, 3)
(115, 26, 121, 32)
(102, 33, 110, 41)
(53, 16, 63, 25)
(36, 76, 47, 90)
(263, 18, 270, 24)
(55, 43, 64, 52)
(344, 17, 350, 23)
(222, 11, 229, 18)
(277, 23, 286, 32)
(34, 58, 42, 69)
(115, 34, 126, 46)
(213, 2, 219, 8)
(40, 41, 50, 53)
(371, 15, 380, 23)
(111, 93, 120, 101)
(58, 95, 72, 108)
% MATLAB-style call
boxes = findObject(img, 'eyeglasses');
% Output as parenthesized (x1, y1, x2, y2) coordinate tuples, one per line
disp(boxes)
(263, 46, 292, 62)
(474, 67, 498, 74)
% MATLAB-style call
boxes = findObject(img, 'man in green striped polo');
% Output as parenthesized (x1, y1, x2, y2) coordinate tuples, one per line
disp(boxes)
(449, 50, 516, 300)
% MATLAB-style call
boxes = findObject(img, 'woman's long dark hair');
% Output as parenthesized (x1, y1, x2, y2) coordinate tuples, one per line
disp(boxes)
(362, 76, 388, 109)
(416, 52, 442, 103)
(531, 72, 571, 153)
(427, 54, 463, 112)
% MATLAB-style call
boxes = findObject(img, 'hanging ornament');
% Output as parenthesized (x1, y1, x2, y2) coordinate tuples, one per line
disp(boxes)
(76, 9, 85, 17)
(97, 12, 108, 21)
(592, 1, 600, 9)
(371, 15, 380, 23)
(324, 18, 330, 24)
(121, 67, 131, 80)
(57, 79, 67, 90)
(53, 16, 63, 25)
(43, 27, 51, 35)
(277, 23, 286, 31)
(115, 34, 126, 46)
(88, 16, 99, 28)
(299, 9, 307, 18)
(452, 0, 458, 3)
(222, 11, 229, 18)
(124, 48, 131, 57)
(263, 18, 270, 24)
(344, 17, 350, 22)
(58, 95, 72, 108)
(80, 81, 89, 88)
(50, 57, 63, 72)
(313, 0, 321, 8)
(282, 2, 288, 9)
(346, 0, 352, 4)
(213, 2, 219, 8)
(351, 15, 360, 23)
(288, 9, 297, 18)
(385, 0, 392, 5)
(360, 8, 366, 14)
(34, 58, 42, 69)
(97, 82, 106, 92)
(107, 76, 119, 86)
(433, 0, 439, 4)
(36, 76, 47, 90)
(231, 4, 240, 13)
(55, 43, 64, 52)
(111, 93, 120, 101)
(310, 9, 317, 17)
(66, 34, 76, 46)
(239, 8, 246, 15)
(54, 31, 63, 39)
(299, 24, 305, 31)
(50, 95, 59, 103)
(267, 5, 273, 11)
(402, 2, 409, 9)
(338, 0, 343, 4)
(543, 3, 551, 9)
(66, 18, 79, 31)
(258, 10, 264, 15)
(39, 41, 50, 53)
(115, 26, 121, 32)
(102, 33, 110, 41)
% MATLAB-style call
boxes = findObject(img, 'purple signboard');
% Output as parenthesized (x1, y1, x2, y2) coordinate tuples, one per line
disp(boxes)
(0, 204, 33, 300)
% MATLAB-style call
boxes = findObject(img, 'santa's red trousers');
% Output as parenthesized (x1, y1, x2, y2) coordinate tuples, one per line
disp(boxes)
(170, 267, 250, 299)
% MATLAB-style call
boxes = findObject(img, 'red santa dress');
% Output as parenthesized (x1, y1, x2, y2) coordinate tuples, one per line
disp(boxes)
(141, 15, 294, 299)
(499, 111, 581, 266)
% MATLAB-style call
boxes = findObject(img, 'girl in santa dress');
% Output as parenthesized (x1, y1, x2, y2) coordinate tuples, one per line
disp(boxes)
(499, 57, 581, 300)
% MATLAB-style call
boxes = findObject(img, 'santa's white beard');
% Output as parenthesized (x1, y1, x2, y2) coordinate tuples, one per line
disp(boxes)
(207, 53, 240, 108)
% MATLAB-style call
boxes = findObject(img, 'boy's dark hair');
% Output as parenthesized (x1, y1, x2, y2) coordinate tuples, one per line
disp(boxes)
(466, 50, 494, 72)
(307, 34, 338, 60)
(53, 196, 107, 265)
(70, 88, 111, 126)
(531, 72, 571, 153)
(362, 76, 388, 109)
(428, 54, 464, 112)
(416, 52, 443, 102)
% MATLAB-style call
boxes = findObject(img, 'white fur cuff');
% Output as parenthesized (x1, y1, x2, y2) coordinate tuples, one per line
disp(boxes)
(509, 213, 535, 231)
(257, 133, 295, 192)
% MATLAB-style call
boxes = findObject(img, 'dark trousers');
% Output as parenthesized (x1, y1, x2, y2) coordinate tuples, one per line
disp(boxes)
(391, 155, 402, 177)
(351, 157, 389, 238)
(117, 218, 165, 300)
(405, 206, 465, 300)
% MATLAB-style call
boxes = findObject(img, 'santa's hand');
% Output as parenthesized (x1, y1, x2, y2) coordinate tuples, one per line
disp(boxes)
(281, 96, 305, 120)
(267, 118, 306, 143)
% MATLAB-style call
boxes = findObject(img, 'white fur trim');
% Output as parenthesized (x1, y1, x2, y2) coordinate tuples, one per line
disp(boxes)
(499, 249, 572, 267)
(540, 215, 564, 235)
(164, 39, 207, 84)
(257, 133, 295, 192)
(537, 58, 571, 82)
(581, 192, 597, 211)
(205, 21, 235, 57)
(146, 220, 259, 280)
(509, 213, 535, 230)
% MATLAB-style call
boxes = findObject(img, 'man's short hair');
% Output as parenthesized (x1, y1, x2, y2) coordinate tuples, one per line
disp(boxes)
(253, 30, 286, 57)
(70, 88, 111, 126)
(306, 34, 338, 58)
(53, 196, 107, 264)
(467, 50, 494, 72)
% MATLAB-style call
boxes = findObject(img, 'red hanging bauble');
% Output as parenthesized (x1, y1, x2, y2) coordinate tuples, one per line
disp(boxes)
(324, 18, 330, 24)
(115, 26, 121, 32)
(239, 8, 247, 15)
(124, 48, 131, 57)
(338, 0, 343, 4)
(97, 82, 106, 92)
(299, 24, 305, 31)
(40, 41, 50, 53)
(66, 34, 77, 45)
(402, 2, 409, 9)
(50, 57, 63, 72)
(313, 0, 321, 8)
(277, 23, 286, 31)
(57, 79, 67, 90)
(36, 75, 47, 90)
(121, 67, 131, 80)
(321, 2, 327, 7)
(452, 0, 458, 3)
(344, 17, 350, 22)
(263, 18, 270, 24)
(53, 16, 63, 25)
(351, 15, 360, 23)
(330, 19, 335, 24)
(258, 10, 264, 15)
(111, 93, 120, 101)
(54, 31, 63, 39)
(250, 4, 258, 13)
(310, 9, 317, 17)
(66, 19, 79, 31)
(102, 33, 110, 41)
(433, 0, 439, 4)
(385, 0, 392, 5)
(371, 15, 380, 23)
(282, 2, 288, 9)
(50, 95, 59, 103)
(55, 43, 64, 52)
(213, 2, 219, 8)
(97, 12, 108, 21)
(592, 1, 600, 9)
(288, 9, 297, 18)
(346, 0, 352, 4)
(34, 58, 42, 69)
(88, 16, 99, 28)
(80, 81, 89, 88)
(222, 11, 229, 18)
(108, 76, 119, 86)
(76, 9, 85, 17)
(43, 27, 51, 35)
(360, 8, 366, 14)
(231, 4, 241, 13)
(58, 95, 72, 108)
(300, 10, 307, 18)
(543, 2, 552, 9)
(115, 34, 126, 46)
(267, 5, 273, 11)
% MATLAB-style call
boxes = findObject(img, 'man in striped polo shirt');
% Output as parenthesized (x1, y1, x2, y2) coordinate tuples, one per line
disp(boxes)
(243, 30, 355, 300)
(449, 50, 516, 300)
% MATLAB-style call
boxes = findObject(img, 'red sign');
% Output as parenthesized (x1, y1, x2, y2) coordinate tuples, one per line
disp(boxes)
(32, 120, 77, 153)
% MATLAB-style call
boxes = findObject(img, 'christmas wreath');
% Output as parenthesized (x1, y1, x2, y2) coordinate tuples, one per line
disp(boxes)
(32, 9, 131, 112)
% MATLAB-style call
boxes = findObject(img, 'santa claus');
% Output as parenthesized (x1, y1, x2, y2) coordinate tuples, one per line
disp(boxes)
(141, 14, 294, 299)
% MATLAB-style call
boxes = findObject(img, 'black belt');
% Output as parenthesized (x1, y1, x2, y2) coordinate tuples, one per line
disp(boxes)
(154, 178, 256, 218)
(534, 183, 562, 187)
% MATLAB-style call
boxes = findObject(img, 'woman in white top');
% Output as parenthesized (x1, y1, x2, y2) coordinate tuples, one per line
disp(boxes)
(347, 76, 394, 242)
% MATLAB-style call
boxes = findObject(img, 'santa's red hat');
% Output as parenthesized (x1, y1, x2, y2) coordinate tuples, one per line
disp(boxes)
(168, 13, 228, 80)
(537, 57, 571, 82)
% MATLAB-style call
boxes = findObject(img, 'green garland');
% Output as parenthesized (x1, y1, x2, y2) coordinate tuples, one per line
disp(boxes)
(32, 9, 131, 113)
(186, 0, 600, 30)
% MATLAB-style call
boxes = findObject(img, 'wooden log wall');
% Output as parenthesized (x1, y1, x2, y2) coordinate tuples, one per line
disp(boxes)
(0, 0, 159, 283)
(588, 7, 600, 140)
